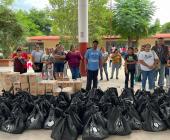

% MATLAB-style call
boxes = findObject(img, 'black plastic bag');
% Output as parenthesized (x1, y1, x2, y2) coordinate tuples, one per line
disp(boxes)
(87, 88, 104, 103)
(107, 106, 132, 135)
(51, 114, 78, 140)
(44, 107, 56, 129)
(100, 88, 119, 106)
(82, 112, 108, 140)
(123, 105, 142, 130)
(0, 102, 11, 120)
(1, 115, 25, 134)
(120, 88, 135, 105)
(141, 105, 167, 132)
(160, 102, 170, 127)
(26, 105, 44, 129)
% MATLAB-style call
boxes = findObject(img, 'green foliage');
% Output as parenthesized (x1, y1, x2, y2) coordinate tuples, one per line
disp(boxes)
(88, 0, 113, 43)
(161, 22, 170, 33)
(148, 19, 161, 34)
(0, 5, 24, 58)
(49, 0, 112, 45)
(0, 0, 14, 6)
(113, 0, 156, 47)
(49, 0, 78, 45)
(15, 9, 52, 36)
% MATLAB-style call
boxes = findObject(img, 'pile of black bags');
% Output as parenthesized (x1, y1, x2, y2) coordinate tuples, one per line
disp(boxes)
(0, 87, 170, 140)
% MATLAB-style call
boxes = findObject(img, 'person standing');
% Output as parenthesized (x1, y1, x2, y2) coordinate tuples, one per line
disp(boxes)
(31, 45, 44, 73)
(139, 44, 159, 91)
(53, 44, 66, 79)
(110, 49, 122, 79)
(165, 50, 170, 90)
(13, 48, 28, 74)
(100, 47, 109, 81)
(152, 38, 169, 88)
(66, 45, 82, 80)
(41, 48, 54, 80)
(85, 40, 102, 91)
(124, 47, 138, 89)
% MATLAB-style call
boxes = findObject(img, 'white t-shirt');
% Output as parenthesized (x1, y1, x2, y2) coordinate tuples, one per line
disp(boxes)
(138, 50, 158, 71)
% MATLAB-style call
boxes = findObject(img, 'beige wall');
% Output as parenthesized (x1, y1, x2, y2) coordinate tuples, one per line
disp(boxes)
(43, 40, 59, 49)
(138, 38, 156, 47)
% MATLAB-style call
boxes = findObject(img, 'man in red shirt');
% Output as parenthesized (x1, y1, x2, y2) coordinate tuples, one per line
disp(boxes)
(12, 48, 28, 73)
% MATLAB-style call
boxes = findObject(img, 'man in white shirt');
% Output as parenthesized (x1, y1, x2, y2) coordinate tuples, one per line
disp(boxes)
(138, 44, 159, 91)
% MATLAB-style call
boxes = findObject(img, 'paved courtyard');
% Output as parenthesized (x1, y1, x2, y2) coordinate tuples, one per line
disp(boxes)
(0, 66, 170, 140)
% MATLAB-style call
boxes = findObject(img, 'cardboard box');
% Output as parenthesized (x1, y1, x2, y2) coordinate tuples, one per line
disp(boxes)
(30, 88, 37, 96)
(3, 72, 20, 83)
(29, 82, 38, 89)
(19, 74, 29, 83)
(29, 73, 42, 83)
(13, 82, 21, 94)
(56, 77, 69, 81)
(37, 82, 46, 95)
(4, 80, 13, 91)
(56, 81, 74, 89)
(45, 80, 57, 93)
(21, 83, 29, 92)
(73, 80, 82, 92)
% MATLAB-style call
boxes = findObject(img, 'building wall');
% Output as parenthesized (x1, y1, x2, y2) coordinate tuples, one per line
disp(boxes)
(138, 38, 156, 47)
(43, 40, 59, 49)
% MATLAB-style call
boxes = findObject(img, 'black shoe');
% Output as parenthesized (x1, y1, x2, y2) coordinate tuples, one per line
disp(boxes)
(107, 79, 109, 81)
(110, 77, 113, 79)
(116, 77, 118, 79)
(100, 78, 103, 81)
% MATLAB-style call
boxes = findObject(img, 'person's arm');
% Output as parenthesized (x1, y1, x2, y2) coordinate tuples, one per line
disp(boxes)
(41, 55, 47, 64)
(31, 51, 35, 63)
(139, 60, 150, 67)
(167, 59, 170, 67)
(99, 52, 102, 69)
(152, 51, 160, 68)
(124, 59, 128, 73)
(84, 50, 89, 67)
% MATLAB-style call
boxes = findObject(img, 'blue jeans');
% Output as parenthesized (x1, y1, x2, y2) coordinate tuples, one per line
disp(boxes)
(154, 64, 165, 87)
(100, 63, 109, 80)
(70, 67, 80, 80)
(141, 70, 155, 90)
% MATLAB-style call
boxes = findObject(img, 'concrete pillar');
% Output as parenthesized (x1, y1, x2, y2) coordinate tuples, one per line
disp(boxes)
(78, 0, 88, 76)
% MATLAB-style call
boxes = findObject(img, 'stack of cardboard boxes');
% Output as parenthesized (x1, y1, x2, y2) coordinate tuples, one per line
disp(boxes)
(0, 71, 11, 93)
(3, 72, 20, 92)
(0, 72, 83, 96)
(29, 73, 42, 95)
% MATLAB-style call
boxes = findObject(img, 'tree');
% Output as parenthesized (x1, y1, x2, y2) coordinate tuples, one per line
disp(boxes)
(49, 0, 112, 46)
(28, 9, 52, 35)
(49, 0, 78, 47)
(0, 0, 14, 6)
(0, 6, 24, 58)
(15, 10, 44, 36)
(88, 0, 113, 43)
(161, 22, 170, 33)
(15, 9, 52, 36)
(113, 0, 155, 47)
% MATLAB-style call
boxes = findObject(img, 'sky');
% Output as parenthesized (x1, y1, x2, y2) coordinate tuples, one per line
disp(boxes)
(12, 0, 170, 25)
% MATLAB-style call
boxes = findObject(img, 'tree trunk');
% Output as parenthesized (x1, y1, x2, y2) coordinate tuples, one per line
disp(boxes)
(127, 36, 132, 48)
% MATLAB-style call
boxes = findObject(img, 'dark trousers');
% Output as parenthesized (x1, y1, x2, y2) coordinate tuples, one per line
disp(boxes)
(125, 69, 135, 88)
(86, 70, 98, 91)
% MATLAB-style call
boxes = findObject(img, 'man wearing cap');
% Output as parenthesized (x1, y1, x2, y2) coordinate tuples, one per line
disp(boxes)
(152, 38, 169, 89)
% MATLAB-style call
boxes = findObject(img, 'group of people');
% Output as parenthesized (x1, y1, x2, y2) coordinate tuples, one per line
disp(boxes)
(12, 38, 170, 92)
(85, 38, 170, 91)
(13, 44, 82, 80)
